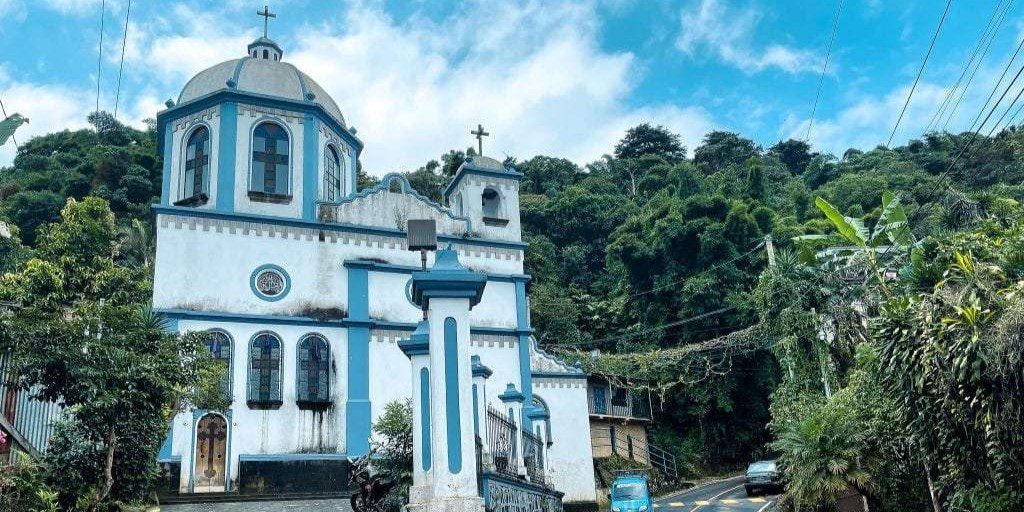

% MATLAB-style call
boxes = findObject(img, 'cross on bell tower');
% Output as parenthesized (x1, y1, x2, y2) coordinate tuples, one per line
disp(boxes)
(471, 124, 489, 156)
(257, 5, 276, 37)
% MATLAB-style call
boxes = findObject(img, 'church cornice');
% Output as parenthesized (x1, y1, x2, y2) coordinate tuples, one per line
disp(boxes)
(156, 88, 362, 157)
(152, 203, 528, 251)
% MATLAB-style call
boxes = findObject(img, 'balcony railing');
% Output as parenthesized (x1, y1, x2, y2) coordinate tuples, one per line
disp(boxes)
(587, 386, 652, 421)
(483, 405, 550, 488)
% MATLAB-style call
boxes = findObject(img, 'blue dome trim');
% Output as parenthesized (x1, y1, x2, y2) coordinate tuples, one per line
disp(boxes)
(285, 63, 313, 102)
(229, 58, 250, 89)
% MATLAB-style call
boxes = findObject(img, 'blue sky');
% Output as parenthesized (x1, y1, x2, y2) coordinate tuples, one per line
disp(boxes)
(1, 0, 1022, 174)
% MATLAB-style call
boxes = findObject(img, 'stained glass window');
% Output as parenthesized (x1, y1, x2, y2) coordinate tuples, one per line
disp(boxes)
(297, 334, 330, 405)
(322, 146, 342, 202)
(251, 122, 290, 196)
(248, 332, 282, 406)
(184, 126, 210, 199)
(203, 330, 232, 398)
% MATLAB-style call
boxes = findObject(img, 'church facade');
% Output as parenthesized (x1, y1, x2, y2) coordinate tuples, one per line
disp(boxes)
(151, 35, 597, 508)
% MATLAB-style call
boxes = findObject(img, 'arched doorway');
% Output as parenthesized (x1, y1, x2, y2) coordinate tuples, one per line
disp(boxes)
(193, 413, 228, 492)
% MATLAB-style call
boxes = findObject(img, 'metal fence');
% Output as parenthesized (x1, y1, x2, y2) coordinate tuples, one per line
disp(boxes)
(522, 428, 546, 487)
(587, 385, 652, 420)
(486, 405, 518, 477)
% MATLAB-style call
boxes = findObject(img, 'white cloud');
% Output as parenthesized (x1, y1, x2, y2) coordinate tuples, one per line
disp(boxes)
(0, 73, 93, 165)
(41, 0, 108, 16)
(676, 0, 824, 74)
(283, 3, 716, 173)
(784, 57, 1024, 155)
(2, 1, 721, 171)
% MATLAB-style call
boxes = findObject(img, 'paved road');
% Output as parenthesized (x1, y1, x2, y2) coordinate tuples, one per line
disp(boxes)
(655, 476, 778, 512)
(161, 498, 352, 512)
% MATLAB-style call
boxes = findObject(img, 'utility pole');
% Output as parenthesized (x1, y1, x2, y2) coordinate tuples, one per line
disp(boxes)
(764, 234, 776, 267)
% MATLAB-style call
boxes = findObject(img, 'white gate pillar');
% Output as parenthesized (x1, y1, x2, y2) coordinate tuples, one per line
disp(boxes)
(407, 247, 488, 512)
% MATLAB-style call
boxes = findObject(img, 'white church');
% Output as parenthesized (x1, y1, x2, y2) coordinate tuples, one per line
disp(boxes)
(150, 27, 597, 511)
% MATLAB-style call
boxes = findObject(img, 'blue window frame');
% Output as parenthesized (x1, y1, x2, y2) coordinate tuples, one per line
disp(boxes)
(251, 122, 290, 196)
(184, 126, 210, 199)
(203, 330, 232, 399)
(322, 146, 342, 202)
(296, 334, 330, 406)
(247, 332, 282, 408)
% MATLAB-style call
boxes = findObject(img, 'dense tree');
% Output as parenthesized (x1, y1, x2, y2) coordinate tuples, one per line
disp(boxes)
(614, 123, 686, 163)
(768, 139, 815, 175)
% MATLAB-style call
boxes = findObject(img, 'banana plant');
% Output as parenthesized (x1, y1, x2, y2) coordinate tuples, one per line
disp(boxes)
(794, 191, 915, 294)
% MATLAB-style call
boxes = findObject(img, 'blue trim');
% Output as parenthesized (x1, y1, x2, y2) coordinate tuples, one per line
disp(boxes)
(246, 117, 295, 196)
(472, 383, 480, 436)
(443, 317, 462, 474)
(515, 280, 533, 427)
(229, 58, 249, 88)
(472, 355, 493, 379)
(420, 367, 432, 472)
(285, 63, 312, 100)
(156, 308, 343, 327)
(411, 249, 488, 310)
(161, 121, 173, 204)
(151, 203, 528, 251)
(531, 372, 587, 380)
(216, 102, 237, 211)
(302, 115, 319, 220)
(346, 267, 371, 457)
(344, 259, 530, 283)
(399, 321, 430, 357)
(154, 307, 530, 336)
(158, 422, 174, 460)
(158, 88, 362, 157)
(319, 173, 474, 232)
(158, 455, 182, 463)
(444, 165, 524, 199)
(238, 453, 348, 461)
(498, 383, 524, 403)
(249, 264, 291, 302)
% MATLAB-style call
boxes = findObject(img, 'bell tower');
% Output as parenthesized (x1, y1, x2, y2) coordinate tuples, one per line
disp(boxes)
(443, 156, 523, 242)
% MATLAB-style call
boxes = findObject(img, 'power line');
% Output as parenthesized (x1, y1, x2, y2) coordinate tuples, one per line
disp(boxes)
(886, 0, 953, 147)
(553, 306, 737, 348)
(925, 0, 1011, 132)
(941, 0, 1014, 130)
(95, 0, 106, 114)
(805, 0, 844, 142)
(964, 30, 1024, 134)
(113, 0, 132, 119)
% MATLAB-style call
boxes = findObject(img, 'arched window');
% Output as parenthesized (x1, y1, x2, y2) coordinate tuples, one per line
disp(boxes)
(251, 122, 290, 197)
(263, 49, 269, 59)
(481, 187, 508, 226)
(532, 395, 553, 446)
(297, 334, 330, 407)
(203, 330, 232, 398)
(183, 126, 210, 200)
(322, 146, 342, 202)
(247, 332, 282, 408)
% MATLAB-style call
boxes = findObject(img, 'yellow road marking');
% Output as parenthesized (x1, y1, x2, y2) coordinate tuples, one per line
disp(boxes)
(694, 501, 709, 506)
(721, 499, 739, 504)
(747, 498, 766, 503)
(668, 503, 685, 507)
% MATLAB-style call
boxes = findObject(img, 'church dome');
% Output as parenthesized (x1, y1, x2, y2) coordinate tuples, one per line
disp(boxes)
(177, 36, 346, 127)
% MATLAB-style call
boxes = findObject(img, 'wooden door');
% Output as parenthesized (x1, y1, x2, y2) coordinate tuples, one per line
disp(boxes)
(193, 413, 228, 492)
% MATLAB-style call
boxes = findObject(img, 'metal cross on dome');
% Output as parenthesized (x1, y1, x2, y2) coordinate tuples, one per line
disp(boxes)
(471, 124, 489, 156)
(257, 5, 276, 38)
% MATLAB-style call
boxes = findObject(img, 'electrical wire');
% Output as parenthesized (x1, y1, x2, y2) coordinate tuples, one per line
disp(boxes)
(925, 0, 1011, 132)
(887, 0, 953, 147)
(552, 306, 737, 348)
(964, 31, 1024, 135)
(113, 0, 132, 119)
(942, 0, 1014, 130)
(805, 0, 844, 142)
(95, 0, 106, 114)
